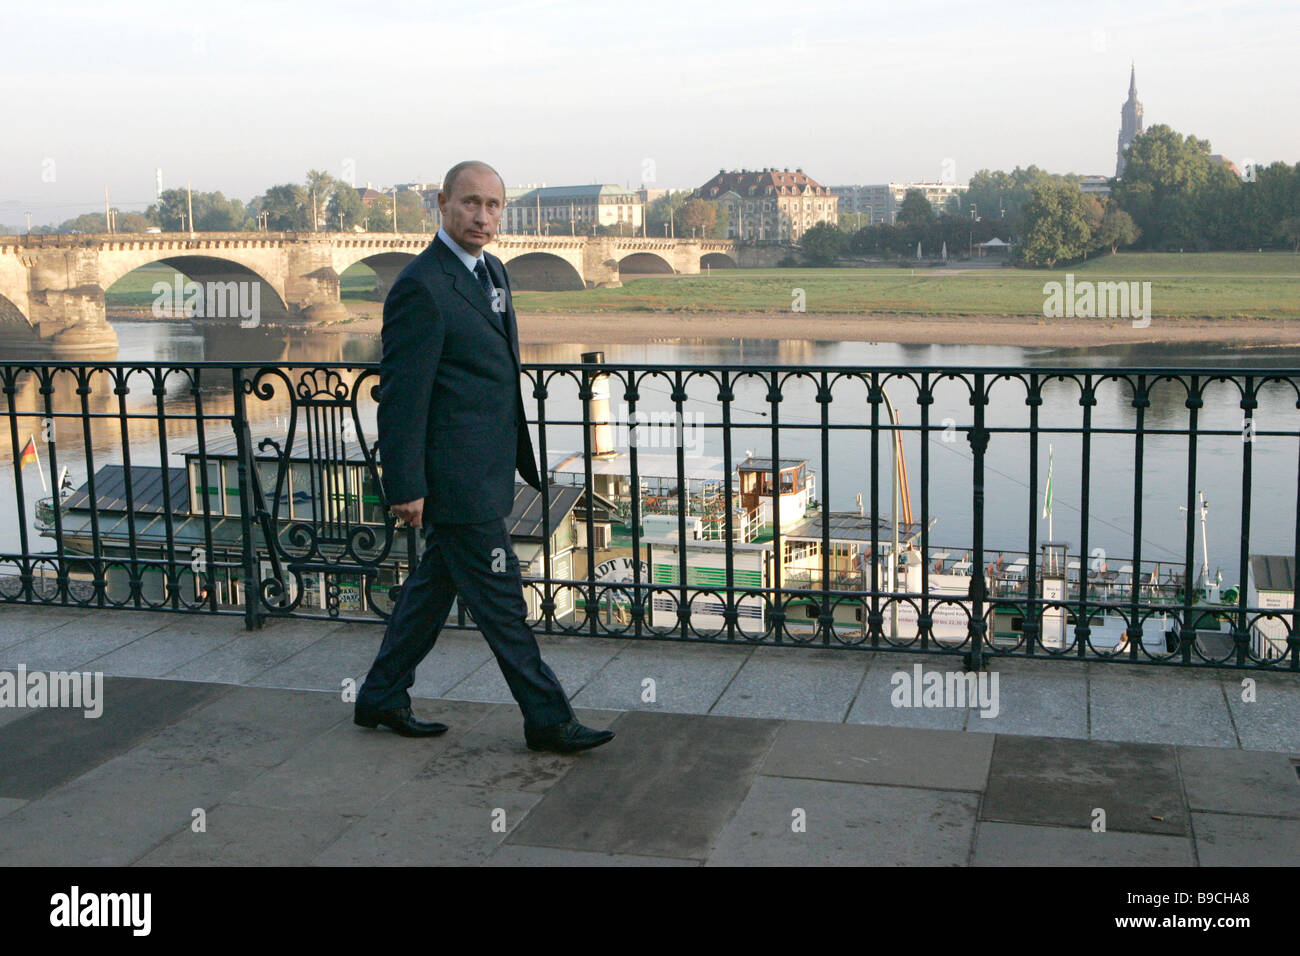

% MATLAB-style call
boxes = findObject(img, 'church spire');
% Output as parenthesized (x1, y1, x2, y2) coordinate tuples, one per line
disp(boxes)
(1116, 64, 1144, 178)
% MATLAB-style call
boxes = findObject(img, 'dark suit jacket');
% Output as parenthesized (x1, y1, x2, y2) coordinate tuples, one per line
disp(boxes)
(376, 237, 542, 525)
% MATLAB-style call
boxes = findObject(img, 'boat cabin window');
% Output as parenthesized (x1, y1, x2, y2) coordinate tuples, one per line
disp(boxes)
(189, 460, 221, 514)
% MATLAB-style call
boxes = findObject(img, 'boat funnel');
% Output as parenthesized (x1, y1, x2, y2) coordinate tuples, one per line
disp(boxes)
(581, 351, 617, 458)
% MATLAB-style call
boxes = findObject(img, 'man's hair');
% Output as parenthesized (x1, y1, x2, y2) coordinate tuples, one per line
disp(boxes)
(442, 161, 504, 199)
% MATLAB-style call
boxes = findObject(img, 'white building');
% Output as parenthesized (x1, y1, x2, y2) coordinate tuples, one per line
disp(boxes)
(502, 185, 644, 235)
(1246, 554, 1295, 660)
(831, 182, 965, 225)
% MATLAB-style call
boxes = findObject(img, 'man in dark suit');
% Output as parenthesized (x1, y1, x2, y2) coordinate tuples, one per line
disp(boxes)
(355, 160, 614, 754)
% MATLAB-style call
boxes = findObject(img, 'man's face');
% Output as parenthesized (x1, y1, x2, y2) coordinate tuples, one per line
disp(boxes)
(437, 167, 504, 255)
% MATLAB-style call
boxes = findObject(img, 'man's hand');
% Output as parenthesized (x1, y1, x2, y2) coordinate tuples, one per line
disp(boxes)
(390, 498, 424, 528)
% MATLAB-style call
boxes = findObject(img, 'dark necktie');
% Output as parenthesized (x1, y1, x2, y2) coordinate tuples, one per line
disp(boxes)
(473, 259, 494, 306)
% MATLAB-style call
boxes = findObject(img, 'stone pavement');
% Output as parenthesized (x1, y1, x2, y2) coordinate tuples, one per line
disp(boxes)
(0, 604, 1297, 866)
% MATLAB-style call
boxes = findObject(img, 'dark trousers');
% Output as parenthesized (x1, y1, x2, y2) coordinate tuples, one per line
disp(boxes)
(358, 518, 574, 731)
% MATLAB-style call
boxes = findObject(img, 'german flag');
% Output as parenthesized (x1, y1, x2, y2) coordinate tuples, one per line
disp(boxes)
(18, 434, 37, 469)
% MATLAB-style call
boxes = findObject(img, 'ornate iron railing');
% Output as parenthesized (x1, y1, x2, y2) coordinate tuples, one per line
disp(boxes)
(2, 359, 1298, 672)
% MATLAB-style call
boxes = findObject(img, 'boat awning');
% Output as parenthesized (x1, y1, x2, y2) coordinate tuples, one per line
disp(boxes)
(547, 450, 725, 482)
(43, 511, 248, 548)
(784, 512, 921, 544)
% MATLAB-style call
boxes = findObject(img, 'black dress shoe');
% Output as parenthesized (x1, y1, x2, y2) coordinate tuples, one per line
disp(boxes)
(525, 718, 615, 754)
(354, 704, 448, 737)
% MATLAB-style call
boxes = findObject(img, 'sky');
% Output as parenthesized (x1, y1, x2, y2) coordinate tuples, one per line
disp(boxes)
(2, 0, 1298, 227)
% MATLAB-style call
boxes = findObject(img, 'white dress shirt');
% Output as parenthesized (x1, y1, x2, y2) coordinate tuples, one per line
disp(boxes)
(436, 227, 486, 276)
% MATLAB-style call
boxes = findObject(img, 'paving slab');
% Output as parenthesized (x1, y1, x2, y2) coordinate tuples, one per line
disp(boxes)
(1089, 665, 1238, 748)
(484, 845, 699, 866)
(311, 782, 542, 866)
(224, 698, 492, 816)
(845, 653, 972, 730)
(710, 647, 867, 722)
(0, 702, 36, 729)
(982, 735, 1188, 835)
(0, 746, 263, 866)
(130, 686, 348, 770)
(1177, 746, 1300, 818)
(85, 617, 241, 677)
(245, 630, 382, 693)
(407, 632, 499, 699)
(761, 720, 993, 791)
(973, 821, 1195, 866)
(707, 776, 980, 866)
(416, 704, 619, 793)
(963, 658, 1088, 739)
(1222, 670, 1300, 752)
(1191, 811, 1300, 866)
(507, 710, 779, 859)
(135, 804, 359, 866)
(0, 613, 173, 671)
(165, 617, 339, 684)
(0, 604, 97, 649)
(570, 641, 750, 714)
(0, 675, 231, 800)
(442, 635, 627, 706)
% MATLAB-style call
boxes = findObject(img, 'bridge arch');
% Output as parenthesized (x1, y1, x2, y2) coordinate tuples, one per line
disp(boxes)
(105, 256, 290, 323)
(498, 252, 584, 291)
(337, 251, 419, 301)
(97, 248, 287, 307)
(618, 252, 675, 275)
(701, 252, 738, 269)
(0, 291, 34, 347)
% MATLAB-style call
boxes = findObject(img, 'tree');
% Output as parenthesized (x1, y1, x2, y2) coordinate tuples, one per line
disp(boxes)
(678, 199, 715, 237)
(646, 191, 691, 236)
(363, 195, 393, 232)
(304, 170, 338, 230)
(799, 222, 845, 265)
(1111, 124, 1217, 249)
(117, 211, 153, 232)
(1018, 182, 1094, 267)
(195, 192, 250, 231)
(328, 184, 367, 231)
(395, 190, 427, 231)
(258, 184, 311, 231)
(1281, 216, 1300, 253)
(1093, 206, 1141, 254)
(959, 166, 1065, 230)
(896, 189, 935, 227)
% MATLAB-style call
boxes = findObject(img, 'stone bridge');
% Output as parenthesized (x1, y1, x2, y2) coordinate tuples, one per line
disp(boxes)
(0, 232, 782, 353)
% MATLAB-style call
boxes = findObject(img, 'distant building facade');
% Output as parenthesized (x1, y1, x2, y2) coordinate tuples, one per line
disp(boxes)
(1078, 175, 1112, 197)
(695, 167, 837, 241)
(831, 182, 964, 225)
(502, 185, 643, 234)
(1116, 64, 1144, 178)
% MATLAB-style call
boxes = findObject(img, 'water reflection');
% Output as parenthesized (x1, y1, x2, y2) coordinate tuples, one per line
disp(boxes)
(1, 318, 1297, 593)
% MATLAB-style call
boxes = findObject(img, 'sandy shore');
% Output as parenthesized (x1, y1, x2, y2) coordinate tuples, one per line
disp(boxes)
(323, 306, 1300, 349)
